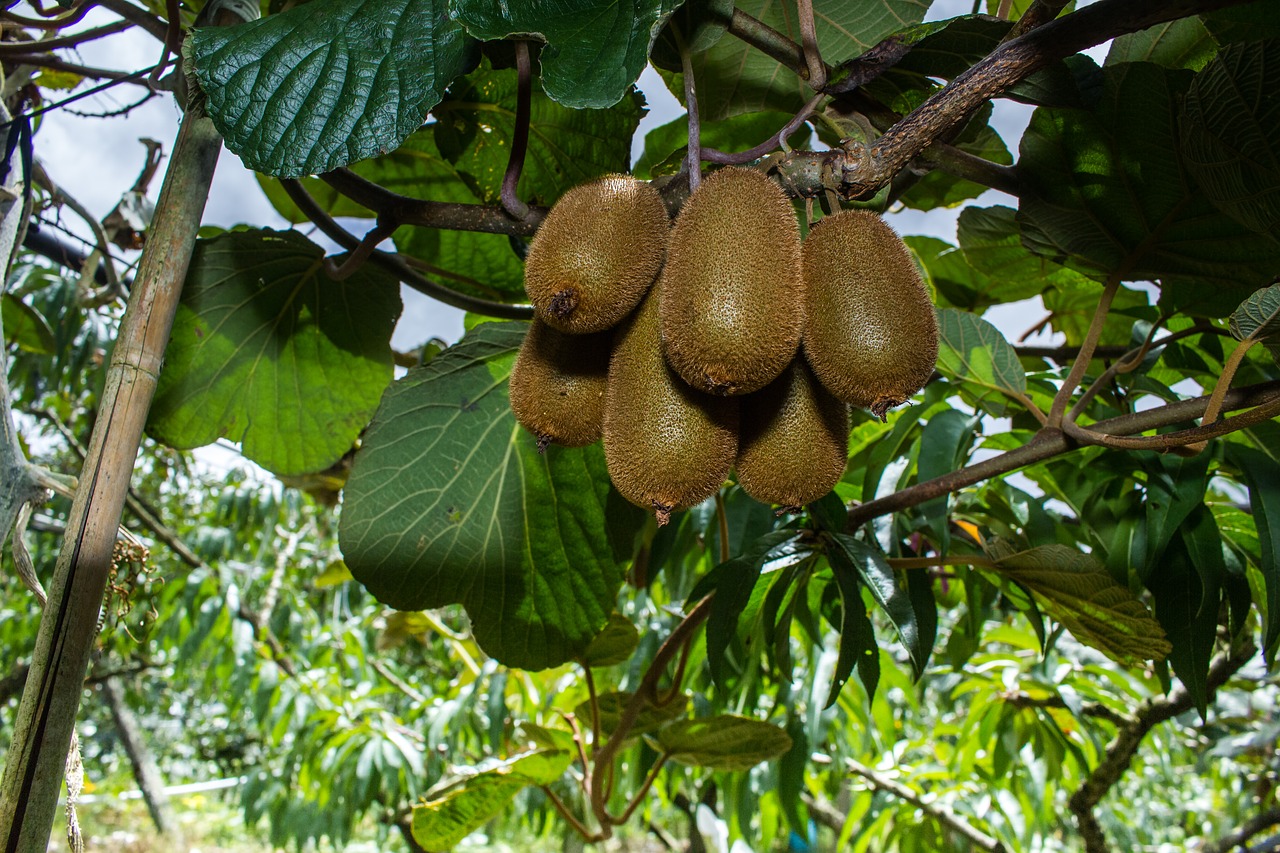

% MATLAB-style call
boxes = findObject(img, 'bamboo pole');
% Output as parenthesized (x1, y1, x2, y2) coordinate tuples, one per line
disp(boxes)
(0, 101, 221, 852)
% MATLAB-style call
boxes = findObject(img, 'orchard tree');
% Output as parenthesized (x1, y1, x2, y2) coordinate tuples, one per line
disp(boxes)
(2, 0, 1280, 851)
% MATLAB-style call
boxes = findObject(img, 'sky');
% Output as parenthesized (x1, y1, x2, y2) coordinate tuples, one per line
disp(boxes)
(19, 0, 1092, 356)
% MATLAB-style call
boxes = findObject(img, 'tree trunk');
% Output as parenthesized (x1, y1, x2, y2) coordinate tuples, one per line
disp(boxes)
(0, 102, 222, 853)
(100, 676, 175, 836)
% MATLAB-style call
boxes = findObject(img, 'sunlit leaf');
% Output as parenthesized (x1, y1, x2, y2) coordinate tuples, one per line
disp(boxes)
(581, 613, 640, 667)
(988, 542, 1172, 665)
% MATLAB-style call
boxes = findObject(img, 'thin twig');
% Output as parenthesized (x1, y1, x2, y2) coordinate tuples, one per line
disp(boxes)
(703, 90, 825, 166)
(1049, 273, 1121, 427)
(1061, 392, 1280, 451)
(324, 220, 397, 281)
(94, 0, 169, 42)
(795, 0, 825, 90)
(0, 20, 133, 56)
(676, 26, 702, 193)
(1203, 807, 1280, 853)
(0, 54, 151, 85)
(847, 759, 1009, 852)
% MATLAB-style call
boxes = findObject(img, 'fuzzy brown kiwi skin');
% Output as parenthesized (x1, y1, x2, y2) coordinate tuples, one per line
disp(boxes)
(802, 210, 938, 418)
(736, 360, 849, 512)
(604, 291, 739, 525)
(509, 320, 611, 450)
(523, 174, 670, 335)
(659, 167, 803, 396)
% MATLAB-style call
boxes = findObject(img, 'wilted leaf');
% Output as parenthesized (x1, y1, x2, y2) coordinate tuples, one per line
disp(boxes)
(658, 715, 791, 770)
(989, 542, 1172, 664)
(148, 230, 401, 477)
(191, 0, 475, 176)
(339, 321, 630, 670)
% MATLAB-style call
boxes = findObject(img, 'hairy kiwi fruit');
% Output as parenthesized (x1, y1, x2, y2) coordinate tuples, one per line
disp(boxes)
(604, 291, 738, 525)
(523, 174, 669, 334)
(802, 210, 938, 418)
(736, 360, 849, 511)
(659, 167, 803, 395)
(509, 319, 611, 451)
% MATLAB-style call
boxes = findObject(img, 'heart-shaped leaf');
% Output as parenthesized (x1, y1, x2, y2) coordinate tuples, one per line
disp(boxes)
(148, 229, 401, 477)
(338, 321, 630, 670)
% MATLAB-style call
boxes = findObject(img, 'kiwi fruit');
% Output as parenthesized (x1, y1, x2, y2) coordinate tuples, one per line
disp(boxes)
(659, 166, 803, 395)
(509, 319, 611, 451)
(523, 174, 670, 334)
(736, 360, 849, 511)
(802, 210, 938, 418)
(604, 290, 739, 525)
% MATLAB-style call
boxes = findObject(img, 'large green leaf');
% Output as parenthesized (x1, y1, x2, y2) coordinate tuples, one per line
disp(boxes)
(826, 553, 878, 705)
(433, 58, 644, 206)
(1017, 61, 1280, 306)
(934, 308, 1026, 417)
(1150, 536, 1219, 714)
(657, 715, 792, 770)
(191, 0, 475, 177)
(148, 230, 401, 477)
(1105, 18, 1217, 70)
(449, 0, 682, 108)
(1202, 1, 1280, 45)
(1182, 39, 1280, 236)
(958, 205, 1094, 297)
(1141, 453, 1211, 580)
(669, 0, 930, 121)
(338, 321, 628, 669)
(989, 542, 1172, 665)
(1, 294, 55, 355)
(1226, 444, 1280, 658)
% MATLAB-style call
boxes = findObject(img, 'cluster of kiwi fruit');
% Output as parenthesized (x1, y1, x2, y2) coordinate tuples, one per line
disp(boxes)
(508, 168, 938, 525)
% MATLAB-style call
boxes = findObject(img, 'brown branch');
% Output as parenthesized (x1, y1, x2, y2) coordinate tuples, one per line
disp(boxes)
(278, 178, 533, 319)
(1005, 0, 1072, 41)
(500, 41, 532, 219)
(1063, 393, 1280, 451)
(0, 54, 150, 85)
(847, 759, 1009, 852)
(93, 0, 169, 43)
(1068, 640, 1256, 853)
(320, 168, 546, 237)
(914, 142, 1021, 197)
(837, 0, 1257, 199)
(0, 20, 133, 57)
(845, 380, 1280, 529)
(726, 9, 812, 81)
(1204, 807, 1280, 853)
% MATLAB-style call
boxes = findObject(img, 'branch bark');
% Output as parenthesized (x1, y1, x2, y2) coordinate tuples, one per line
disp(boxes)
(0, 95, 222, 853)
(1068, 640, 1257, 853)
(846, 380, 1280, 530)
(1204, 807, 1280, 853)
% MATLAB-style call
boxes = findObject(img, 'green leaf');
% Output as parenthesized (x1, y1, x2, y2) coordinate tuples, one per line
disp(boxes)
(577, 691, 690, 740)
(338, 321, 628, 669)
(1043, 278, 1149, 346)
(148, 230, 401, 477)
(1017, 61, 1280, 305)
(826, 553, 879, 705)
(957, 205, 1094, 298)
(1150, 537, 1218, 715)
(449, 0, 682, 108)
(1182, 39, 1280, 236)
(658, 715, 792, 770)
(411, 749, 572, 849)
(1229, 283, 1280, 356)
(1202, 1, 1280, 45)
(632, 110, 804, 180)
(433, 58, 644, 206)
(1225, 444, 1280, 658)
(1105, 18, 1217, 70)
(191, 0, 475, 177)
(828, 534, 926, 675)
(1142, 453, 1211, 580)
(691, 531, 801, 689)
(1, 294, 55, 354)
(581, 613, 640, 667)
(916, 409, 978, 552)
(670, 0, 931, 121)
(988, 543, 1172, 665)
(934, 308, 1026, 416)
